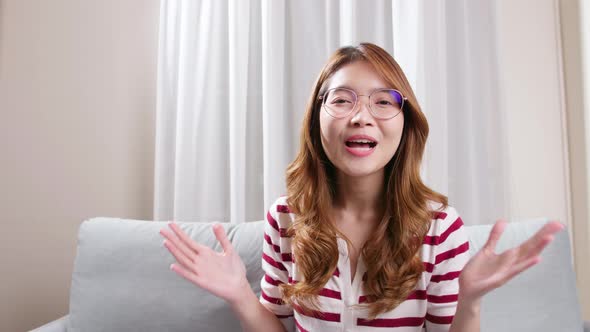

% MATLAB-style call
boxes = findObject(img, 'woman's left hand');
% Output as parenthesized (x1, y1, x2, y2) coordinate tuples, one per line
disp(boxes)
(458, 220, 564, 304)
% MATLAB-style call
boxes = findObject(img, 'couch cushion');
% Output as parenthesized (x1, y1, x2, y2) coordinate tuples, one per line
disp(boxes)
(68, 217, 583, 332)
(68, 218, 265, 332)
(466, 218, 583, 332)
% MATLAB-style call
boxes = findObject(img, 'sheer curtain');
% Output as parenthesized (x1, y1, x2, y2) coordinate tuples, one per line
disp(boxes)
(154, 0, 508, 225)
(393, 0, 510, 225)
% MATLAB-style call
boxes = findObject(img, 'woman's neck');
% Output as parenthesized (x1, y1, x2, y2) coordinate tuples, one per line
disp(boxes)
(333, 170, 385, 219)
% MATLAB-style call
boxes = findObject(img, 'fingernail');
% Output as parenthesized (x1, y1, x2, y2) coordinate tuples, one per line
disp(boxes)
(170, 264, 174, 270)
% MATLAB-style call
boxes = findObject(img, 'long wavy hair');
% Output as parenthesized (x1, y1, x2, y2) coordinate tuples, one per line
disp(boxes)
(280, 43, 448, 319)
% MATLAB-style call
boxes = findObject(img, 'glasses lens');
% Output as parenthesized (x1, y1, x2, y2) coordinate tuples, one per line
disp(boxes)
(323, 88, 356, 117)
(371, 89, 403, 118)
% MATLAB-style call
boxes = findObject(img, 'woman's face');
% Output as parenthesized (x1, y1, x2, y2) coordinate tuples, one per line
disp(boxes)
(319, 61, 405, 178)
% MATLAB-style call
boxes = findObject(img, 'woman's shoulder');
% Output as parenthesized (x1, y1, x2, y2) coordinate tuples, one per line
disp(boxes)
(427, 201, 460, 219)
(268, 195, 293, 215)
(265, 196, 295, 233)
(426, 201, 465, 238)
(269, 195, 289, 208)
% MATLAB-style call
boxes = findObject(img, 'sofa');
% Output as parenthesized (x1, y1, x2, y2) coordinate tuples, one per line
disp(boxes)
(31, 217, 588, 332)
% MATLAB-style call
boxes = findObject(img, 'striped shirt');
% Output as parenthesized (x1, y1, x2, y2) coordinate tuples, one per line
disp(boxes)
(259, 196, 470, 332)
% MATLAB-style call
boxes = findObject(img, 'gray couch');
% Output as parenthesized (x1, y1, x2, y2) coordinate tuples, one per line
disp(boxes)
(32, 217, 588, 332)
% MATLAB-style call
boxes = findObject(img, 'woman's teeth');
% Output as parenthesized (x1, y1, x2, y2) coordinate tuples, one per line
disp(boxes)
(345, 140, 377, 148)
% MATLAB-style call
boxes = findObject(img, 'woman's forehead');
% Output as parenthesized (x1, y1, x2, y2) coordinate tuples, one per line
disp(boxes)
(326, 61, 390, 92)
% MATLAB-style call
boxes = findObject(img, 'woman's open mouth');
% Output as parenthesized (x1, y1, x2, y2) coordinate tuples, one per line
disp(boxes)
(344, 136, 378, 157)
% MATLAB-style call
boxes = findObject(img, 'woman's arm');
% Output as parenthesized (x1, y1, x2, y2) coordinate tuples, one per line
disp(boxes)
(229, 283, 287, 332)
(160, 223, 286, 332)
(448, 297, 480, 332)
(448, 220, 563, 332)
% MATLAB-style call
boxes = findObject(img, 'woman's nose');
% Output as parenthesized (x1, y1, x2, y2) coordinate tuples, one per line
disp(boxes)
(350, 96, 374, 126)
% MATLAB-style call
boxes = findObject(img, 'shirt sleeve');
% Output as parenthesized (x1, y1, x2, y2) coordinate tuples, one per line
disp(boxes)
(425, 207, 471, 332)
(259, 200, 295, 332)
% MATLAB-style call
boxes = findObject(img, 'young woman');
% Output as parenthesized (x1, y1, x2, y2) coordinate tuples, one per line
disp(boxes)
(159, 43, 563, 332)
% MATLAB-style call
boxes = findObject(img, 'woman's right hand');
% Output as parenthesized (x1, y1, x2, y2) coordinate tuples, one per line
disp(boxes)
(159, 222, 249, 304)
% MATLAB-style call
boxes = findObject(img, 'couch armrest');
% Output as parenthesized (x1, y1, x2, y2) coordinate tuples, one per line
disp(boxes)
(29, 315, 68, 332)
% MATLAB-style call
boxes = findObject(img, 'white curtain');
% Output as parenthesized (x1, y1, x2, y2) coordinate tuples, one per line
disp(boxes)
(154, 0, 508, 226)
(393, 0, 510, 225)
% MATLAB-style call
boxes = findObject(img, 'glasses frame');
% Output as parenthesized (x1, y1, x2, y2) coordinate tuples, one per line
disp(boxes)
(318, 87, 407, 120)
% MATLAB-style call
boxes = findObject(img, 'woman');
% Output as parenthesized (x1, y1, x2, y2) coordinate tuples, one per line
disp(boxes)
(159, 43, 563, 332)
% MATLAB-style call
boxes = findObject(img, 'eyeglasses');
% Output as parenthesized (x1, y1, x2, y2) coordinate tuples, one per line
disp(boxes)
(318, 87, 406, 120)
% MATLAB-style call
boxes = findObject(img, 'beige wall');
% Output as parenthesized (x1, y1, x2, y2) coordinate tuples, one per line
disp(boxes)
(496, 0, 589, 319)
(496, 0, 570, 230)
(496, 0, 590, 319)
(561, 0, 590, 320)
(0, 1, 159, 331)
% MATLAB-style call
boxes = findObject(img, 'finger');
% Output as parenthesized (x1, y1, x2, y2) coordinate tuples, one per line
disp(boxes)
(505, 255, 542, 282)
(160, 227, 198, 263)
(537, 220, 564, 238)
(163, 238, 196, 271)
(168, 222, 210, 254)
(484, 220, 508, 253)
(212, 224, 234, 254)
(159, 227, 181, 246)
(517, 221, 563, 258)
(526, 234, 555, 258)
(514, 234, 554, 266)
(170, 263, 206, 288)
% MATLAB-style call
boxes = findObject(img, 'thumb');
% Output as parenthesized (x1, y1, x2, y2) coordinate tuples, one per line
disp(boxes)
(212, 224, 233, 254)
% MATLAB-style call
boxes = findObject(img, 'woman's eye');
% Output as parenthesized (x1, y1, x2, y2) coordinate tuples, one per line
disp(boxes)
(376, 100, 393, 105)
(332, 99, 351, 104)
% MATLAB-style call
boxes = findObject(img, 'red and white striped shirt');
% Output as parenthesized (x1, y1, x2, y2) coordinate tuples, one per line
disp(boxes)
(259, 196, 470, 332)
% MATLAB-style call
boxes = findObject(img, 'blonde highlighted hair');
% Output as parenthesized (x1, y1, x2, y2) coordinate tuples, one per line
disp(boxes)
(280, 43, 448, 319)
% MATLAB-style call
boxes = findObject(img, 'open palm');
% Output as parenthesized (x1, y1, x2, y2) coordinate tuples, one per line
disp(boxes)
(459, 220, 564, 301)
(159, 222, 249, 303)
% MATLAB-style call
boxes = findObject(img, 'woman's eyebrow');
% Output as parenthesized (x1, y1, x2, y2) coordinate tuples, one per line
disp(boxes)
(333, 85, 390, 93)
(333, 84, 354, 90)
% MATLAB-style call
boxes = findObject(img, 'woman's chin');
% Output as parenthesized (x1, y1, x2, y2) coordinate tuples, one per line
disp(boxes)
(338, 166, 384, 179)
